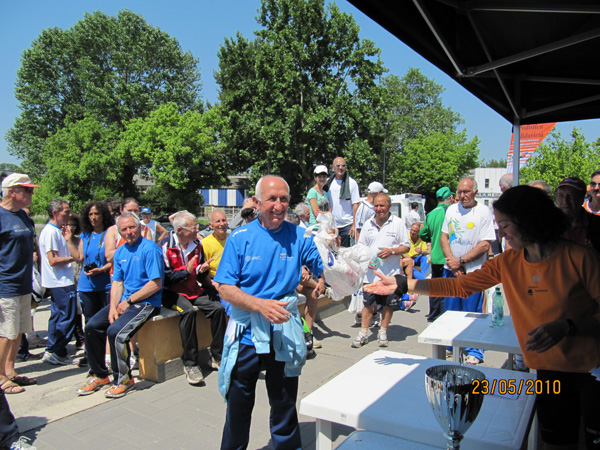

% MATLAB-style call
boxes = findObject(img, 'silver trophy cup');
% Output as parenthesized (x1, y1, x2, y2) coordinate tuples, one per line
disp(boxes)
(425, 365, 486, 450)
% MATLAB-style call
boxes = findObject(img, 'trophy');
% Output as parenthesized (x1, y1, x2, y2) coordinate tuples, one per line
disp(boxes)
(425, 365, 486, 450)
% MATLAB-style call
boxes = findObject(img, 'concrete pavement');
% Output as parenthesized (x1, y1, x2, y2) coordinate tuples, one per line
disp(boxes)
(9, 297, 511, 449)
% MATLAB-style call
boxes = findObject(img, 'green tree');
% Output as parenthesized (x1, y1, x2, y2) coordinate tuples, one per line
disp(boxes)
(120, 103, 228, 214)
(372, 71, 470, 187)
(387, 131, 480, 200)
(7, 10, 202, 179)
(34, 104, 228, 215)
(0, 163, 23, 174)
(481, 158, 507, 168)
(216, 0, 386, 202)
(520, 128, 600, 190)
(32, 116, 122, 214)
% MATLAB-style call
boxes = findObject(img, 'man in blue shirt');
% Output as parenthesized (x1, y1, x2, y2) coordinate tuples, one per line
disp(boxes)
(77, 212, 163, 399)
(0, 173, 38, 394)
(216, 175, 324, 450)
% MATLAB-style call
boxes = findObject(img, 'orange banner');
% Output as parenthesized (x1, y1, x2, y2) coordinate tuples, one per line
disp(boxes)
(507, 122, 556, 172)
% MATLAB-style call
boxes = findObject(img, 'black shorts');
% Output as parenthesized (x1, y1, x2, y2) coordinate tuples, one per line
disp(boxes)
(363, 290, 401, 308)
(536, 369, 600, 447)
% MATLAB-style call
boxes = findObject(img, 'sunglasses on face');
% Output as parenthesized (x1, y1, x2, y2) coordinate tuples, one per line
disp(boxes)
(590, 181, 600, 188)
(14, 186, 34, 194)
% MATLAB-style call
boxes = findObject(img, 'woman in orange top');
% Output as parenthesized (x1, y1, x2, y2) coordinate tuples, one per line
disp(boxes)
(366, 185, 600, 450)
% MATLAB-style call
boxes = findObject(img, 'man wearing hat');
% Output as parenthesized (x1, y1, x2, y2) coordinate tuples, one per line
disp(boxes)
(556, 177, 600, 253)
(355, 181, 387, 241)
(419, 186, 454, 322)
(140, 207, 168, 243)
(0, 174, 39, 392)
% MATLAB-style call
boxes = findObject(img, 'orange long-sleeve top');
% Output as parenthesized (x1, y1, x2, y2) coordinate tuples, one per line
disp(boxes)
(428, 240, 600, 373)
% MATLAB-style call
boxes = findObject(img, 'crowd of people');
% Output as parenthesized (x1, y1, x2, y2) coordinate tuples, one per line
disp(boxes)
(1, 161, 600, 449)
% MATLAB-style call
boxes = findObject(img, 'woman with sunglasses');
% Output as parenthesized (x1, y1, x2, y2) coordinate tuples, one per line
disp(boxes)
(307, 165, 331, 225)
(365, 185, 600, 450)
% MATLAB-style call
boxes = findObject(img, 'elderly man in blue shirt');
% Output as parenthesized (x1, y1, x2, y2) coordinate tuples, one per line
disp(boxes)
(216, 175, 324, 450)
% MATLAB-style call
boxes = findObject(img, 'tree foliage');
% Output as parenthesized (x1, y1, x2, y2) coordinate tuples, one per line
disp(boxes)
(387, 131, 480, 197)
(217, 0, 387, 202)
(520, 128, 600, 191)
(481, 158, 507, 168)
(377, 70, 478, 197)
(8, 10, 202, 179)
(32, 104, 227, 215)
(0, 163, 23, 174)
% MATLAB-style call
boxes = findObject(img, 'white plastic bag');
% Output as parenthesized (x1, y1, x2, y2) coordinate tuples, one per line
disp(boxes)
(308, 213, 371, 301)
(348, 288, 364, 314)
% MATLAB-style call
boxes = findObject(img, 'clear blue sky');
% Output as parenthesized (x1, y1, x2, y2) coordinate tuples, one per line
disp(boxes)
(2, 0, 600, 166)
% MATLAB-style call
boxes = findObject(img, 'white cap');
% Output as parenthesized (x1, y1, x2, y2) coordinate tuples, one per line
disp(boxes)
(367, 181, 388, 194)
(314, 165, 328, 175)
(1, 173, 39, 189)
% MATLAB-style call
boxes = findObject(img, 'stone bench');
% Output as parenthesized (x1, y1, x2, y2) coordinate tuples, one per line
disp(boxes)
(137, 306, 213, 383)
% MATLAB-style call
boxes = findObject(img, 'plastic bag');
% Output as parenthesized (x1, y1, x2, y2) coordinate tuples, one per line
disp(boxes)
(307, 213, 371, 301)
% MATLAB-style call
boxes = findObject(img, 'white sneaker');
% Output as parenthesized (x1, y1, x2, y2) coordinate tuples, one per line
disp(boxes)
(312, 335, 322, 349)
(377, 330, 388, 347)
(42, 352, 74, 365)
(27, 334, 47, 349)
(8, 436, 37, 450)
(184, 366, 204, 385)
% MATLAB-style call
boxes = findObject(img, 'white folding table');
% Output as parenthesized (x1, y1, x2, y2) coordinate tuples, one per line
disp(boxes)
(418, 311, 521, 369)
(300, 351, 536, 450)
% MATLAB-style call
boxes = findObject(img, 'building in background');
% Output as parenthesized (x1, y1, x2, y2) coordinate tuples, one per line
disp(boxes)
(469, 168, 505, 209)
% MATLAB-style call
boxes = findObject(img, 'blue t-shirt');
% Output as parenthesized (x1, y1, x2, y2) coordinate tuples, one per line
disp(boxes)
(78, 231, 111, 292)
(113, 237, 164, 308)
(0, 206, 35, 296)
(214, 219, 323, 344)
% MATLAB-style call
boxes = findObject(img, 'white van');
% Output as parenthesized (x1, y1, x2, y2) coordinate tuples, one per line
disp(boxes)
(389, 193, 426, 223)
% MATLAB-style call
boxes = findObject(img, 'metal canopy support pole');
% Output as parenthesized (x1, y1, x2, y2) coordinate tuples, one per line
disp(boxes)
(513, 117, 521, 186)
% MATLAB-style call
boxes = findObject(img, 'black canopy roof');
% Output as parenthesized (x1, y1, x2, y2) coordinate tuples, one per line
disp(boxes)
(348, 1, 600, 125)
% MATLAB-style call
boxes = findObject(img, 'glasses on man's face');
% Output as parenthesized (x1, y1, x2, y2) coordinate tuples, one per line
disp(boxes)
(181, 226, 198, 232)
(456, 190, 472, 195)
(590, 181, 600, 188)
(334, 164, 346, 169)
(14, 186, 34, 194)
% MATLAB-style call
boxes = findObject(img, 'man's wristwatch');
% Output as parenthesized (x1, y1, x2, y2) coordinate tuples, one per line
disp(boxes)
(126, 297, 133, 306)
(459, 257, 466, 265)
(391, 249, 396, 255)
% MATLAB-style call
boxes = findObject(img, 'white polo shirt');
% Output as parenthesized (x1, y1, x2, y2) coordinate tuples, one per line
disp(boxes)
(358, 214, 409, 283)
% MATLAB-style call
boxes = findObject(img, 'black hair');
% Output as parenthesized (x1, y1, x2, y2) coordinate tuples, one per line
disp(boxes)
(493, 185, 569, 244)
(81, 201, 114, 234)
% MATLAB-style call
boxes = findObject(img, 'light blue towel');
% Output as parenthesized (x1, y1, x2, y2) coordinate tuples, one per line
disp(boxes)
(218, 291, 307, 400)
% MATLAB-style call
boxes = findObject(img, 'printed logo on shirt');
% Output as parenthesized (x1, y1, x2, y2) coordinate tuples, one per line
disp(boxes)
(11, 224, 30, 234)
(279, 253, 293, 261)
(531, 274, 541, 283)
(245, 255, 261, 262)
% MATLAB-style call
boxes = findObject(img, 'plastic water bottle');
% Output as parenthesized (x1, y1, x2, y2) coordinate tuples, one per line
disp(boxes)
(369, 248, 384, 269)
(369, 255, 381, 270)
(492, 286, 504, 327)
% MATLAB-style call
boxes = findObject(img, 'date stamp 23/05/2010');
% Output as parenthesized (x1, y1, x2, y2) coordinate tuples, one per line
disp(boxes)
(471, 378, 560, 396)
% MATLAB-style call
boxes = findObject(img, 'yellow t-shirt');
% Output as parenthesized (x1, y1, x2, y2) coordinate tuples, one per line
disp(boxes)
(428, 240, 600, 373)
(202, 233, 227, 278)
(406, 237, 427, 259)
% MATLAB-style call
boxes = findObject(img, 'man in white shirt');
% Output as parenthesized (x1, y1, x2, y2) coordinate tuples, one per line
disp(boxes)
(39, 198, 79, 365)
(405, 202, 421, 229)
(353, 193, 409, 348)
(325, 157, 360, 247)
(440, 177, 495, 365)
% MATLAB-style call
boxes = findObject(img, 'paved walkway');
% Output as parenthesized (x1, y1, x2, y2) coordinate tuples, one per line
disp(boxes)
(9, 297, 510, 449)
